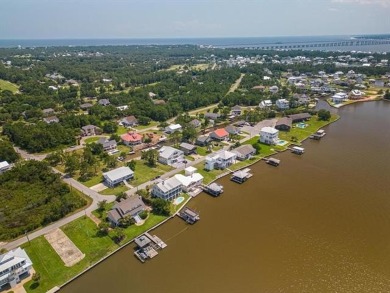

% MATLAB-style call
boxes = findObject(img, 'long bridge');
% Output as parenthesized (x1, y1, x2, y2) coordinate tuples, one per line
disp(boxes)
(254, 39, 390, 50)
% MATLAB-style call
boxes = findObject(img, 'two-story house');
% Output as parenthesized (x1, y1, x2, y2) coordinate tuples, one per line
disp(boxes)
(158, 146, 184, 165)
(204, 150, 237, 171)
(0, 248, 33, 290)
(260, 127, 279, 145)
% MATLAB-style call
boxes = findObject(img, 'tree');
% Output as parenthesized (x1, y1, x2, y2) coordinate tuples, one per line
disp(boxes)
(384, 89, 390, 100)
(89, 142, 104, 156)
(97, 200, 107, 212)
(169, 131, 182, 147)
(182, 126, 197, 143)
(111, 227, 125, 243)
(0, 141, 19, 163)
(127, 160, 136, 171)
(151, 198, 171, 216)
(116, 192, 127, 202)
(252, 142, 262, 155)
(103, 122, 118, 134)
(97, 221, 110, 236)
(141, 149, 158, 167)
(45, 150, 64, 166)
(32, 272, 41, 283)
(64, 154, 80, 176)
(317, 109, 331, 121)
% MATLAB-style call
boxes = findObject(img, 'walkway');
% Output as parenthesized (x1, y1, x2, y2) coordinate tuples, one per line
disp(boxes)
(226, 73, 245, 95)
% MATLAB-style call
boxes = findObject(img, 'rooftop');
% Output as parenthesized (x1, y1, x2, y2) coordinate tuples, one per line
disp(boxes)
(103, 166, 134, 182)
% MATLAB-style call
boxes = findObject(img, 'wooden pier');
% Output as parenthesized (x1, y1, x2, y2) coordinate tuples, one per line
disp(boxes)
(134, 233, 167, 263)
(201, 182, 224, 196)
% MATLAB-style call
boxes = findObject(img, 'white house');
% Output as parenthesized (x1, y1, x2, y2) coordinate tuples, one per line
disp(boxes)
(0, 161, 11, 173)
(174, 173, 204, 192)
(349, 89, 365, 100)
(0, 248, 33, 290)
(259, 100, 273, 109)
(204, 150, 237, 171)
(260, 127, 279, 145)
(158, 146, 184, 165)
(103, 166, 134, 187)
(165, 124, 182, 134)
(276, 99, 290, 110)
(152, 177, 183, 201)
(332, 92, 348, 104)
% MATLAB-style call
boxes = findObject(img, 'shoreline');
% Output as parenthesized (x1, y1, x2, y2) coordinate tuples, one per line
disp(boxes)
(53, 115, 341, 292)
(326, 95, 382, 108)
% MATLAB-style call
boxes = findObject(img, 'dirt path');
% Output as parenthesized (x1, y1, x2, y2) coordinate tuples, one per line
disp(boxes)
(226, 73, 245, 95)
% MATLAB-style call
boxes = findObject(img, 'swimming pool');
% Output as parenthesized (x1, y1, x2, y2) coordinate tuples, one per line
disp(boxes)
(296, 122, 308, 129)
(173, 196, 185, 205)
(277, 140, 288, 146)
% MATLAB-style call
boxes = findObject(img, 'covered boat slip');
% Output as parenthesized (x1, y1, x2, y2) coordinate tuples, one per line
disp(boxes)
(291, 146, 305, 155)
(178, 207, 200, 224)
(134, 233, 167, 263)
(264, 157, 280, 166)
(231, 168, 253, 184)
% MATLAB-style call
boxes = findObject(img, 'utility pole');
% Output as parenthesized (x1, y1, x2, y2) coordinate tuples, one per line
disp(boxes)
(25, 230, 31, 245)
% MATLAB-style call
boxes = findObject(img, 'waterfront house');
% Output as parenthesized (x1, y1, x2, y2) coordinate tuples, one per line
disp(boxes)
(43, 116, 59, 124)
(42, 108, 55, 116)
(232, 145, 256, 161)
(0, 248, 33, 290)
(81, 125, 98, 136)
(152, 177, 183, 201)
(231, 105, 242, 116)
(80, 103, 93, 110)
(204, 150, 237, 171)
(165, 124, 182, 134)
(332, 92, 348, 104)
(158, 146, 184, 165)
(0, 161, 11, 173)
(259, 100, 273, 109)
(179, 142, 197, 155)
(120, 115, 138, 127)
(349, 89, 365, 100)
(189, 119, 201, 128)
(275, 117, 292, 131)
(98, 99, 110, 106)
(204, 112, 221, 120)
(174, 173, 204, 192)
(107, 196, 146, 226)
(97, 137, 117, 151)
(195, 135, 211, 146)
(276, 99, 290, 110)
(287, 113, 312, 123)
(210, 128, 229, 141)
(103, 166, 134, 187)
(260, 127, 279, 145)
(225, 125, 240, 136)
(121, 132, 143, 146)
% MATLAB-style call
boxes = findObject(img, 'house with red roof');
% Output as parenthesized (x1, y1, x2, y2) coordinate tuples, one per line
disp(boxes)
(121, 132, 143, 146)
(210, 128, 229, 141)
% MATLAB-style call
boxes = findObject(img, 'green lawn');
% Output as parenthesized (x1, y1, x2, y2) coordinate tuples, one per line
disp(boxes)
(242, 135, 260, 146)
(279, 115, 339, 144)
(84, 137, 100, 144)
(116, 126, 128, 135)
(170, 193, 190, 214)
(196, 144, 223, 156)
(131, 161, 173, 186)
(0, 79, 19, 93)
(92, 202, 115, 219)
(193, 162, 227, 184)
(134, 121, 159, 131)
(23, 213, 168, 293)
(99, 184, 129, 196)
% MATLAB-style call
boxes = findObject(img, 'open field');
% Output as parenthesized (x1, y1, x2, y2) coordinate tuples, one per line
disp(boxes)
(131, 161, 173, 186)
(0, 79, 19, 93)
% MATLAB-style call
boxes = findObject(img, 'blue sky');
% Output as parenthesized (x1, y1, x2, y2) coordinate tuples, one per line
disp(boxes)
(0, 0, 389, 39)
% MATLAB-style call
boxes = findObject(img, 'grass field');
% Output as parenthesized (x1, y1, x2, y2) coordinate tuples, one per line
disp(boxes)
(83, 137, 100, 144)
(131, 161, 173, 186)
(0, 79, 19, 93)
(99, 184, 129, 196)
(23, 213, 168, 293)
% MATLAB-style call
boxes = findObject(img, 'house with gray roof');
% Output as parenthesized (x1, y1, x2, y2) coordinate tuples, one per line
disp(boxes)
(232, 145, 256, 161)
(275, 117, 292, 131)
(42, 108, 55, 116)
(225, 125, 240, 135)
(43, 116, 59, 124)
(158, 146, 184, 165)
(0, 248, 33, 289)
(287, 113, 311, 123)
(120, 115, 138, 127)
(152, 177, 183, 201)
(97, 137, 117, 151)
(189, 119, 201, 128)
(0, 161, 11, 174)
(80, 103, 93, 110)
(179, 142, 197, 155)
(205, 150, 237, 171)
(195, 135, 211, 146)
(231, 105, 242, 116)
(204, 112, 221, 120)
(107, 196, 146, 226)
(103, 166, 134, 187)
(98, 99, 110, 106)
(81, 125, 98, 136)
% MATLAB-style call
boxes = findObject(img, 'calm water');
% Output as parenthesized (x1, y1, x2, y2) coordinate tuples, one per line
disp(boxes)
(0, 36, 389, 52)
(62, 100, 390, 293)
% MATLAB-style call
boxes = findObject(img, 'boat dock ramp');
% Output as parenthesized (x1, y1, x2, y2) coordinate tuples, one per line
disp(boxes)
(134, 233, 167, 263)
(231, 168, 253, 184)
(201, 182, 224, 196)
(178, 207, 200, 224)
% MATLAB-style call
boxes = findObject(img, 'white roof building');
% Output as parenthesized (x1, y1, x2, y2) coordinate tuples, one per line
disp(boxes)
(165, 124, 182, 134)
(174, 173, 204, 192)
(152, 177, 183, 201)
(260, 127, 279, 145)
(0, 161, 10, 173)
(103, 167, 134, 187)
(259, 100, 273, 108)
(0, 248, 33, 289)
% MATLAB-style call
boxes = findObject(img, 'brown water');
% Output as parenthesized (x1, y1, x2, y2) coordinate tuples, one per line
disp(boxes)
(62, 101, 390, 293)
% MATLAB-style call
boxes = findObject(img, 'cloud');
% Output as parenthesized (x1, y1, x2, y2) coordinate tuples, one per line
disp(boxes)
(331, 0, 390, 7)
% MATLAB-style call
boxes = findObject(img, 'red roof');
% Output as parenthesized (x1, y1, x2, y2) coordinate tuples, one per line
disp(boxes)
(121, 132, 142, 142)
(213, 128, 229, 138)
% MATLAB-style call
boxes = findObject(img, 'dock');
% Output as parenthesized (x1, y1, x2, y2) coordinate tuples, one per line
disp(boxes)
(310, 129, 326, 140)
(134, 233, 167, 263)
(265, 157, 280, 166)
(291, 146, 305, 155)
(231, 168, 253, 184)
(178, 207, 200, 224)
(201, 182, 224, 196)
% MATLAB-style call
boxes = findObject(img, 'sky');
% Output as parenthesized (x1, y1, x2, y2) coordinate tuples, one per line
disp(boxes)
(0, 0, 389, 39)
